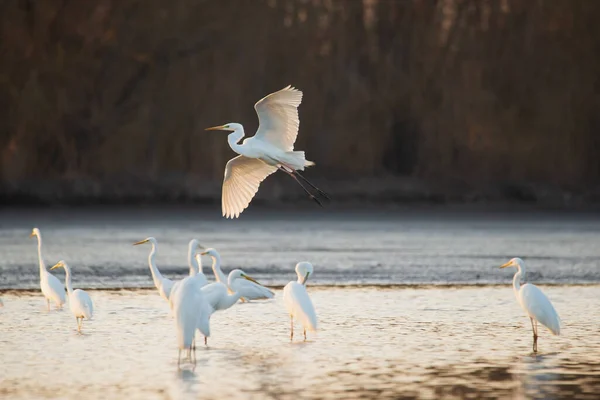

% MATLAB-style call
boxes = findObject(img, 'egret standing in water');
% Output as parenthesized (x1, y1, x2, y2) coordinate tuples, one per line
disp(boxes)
(199, 248, 274, 301)
(500, 258, 561, 352)
(50, 261, 94, 333)
(169, 275, 211, 367)
(133, 237, 174, 301)
(283, 262, 318, 341)
(205, 85, 329, 218)
(30, 228, 66, 310)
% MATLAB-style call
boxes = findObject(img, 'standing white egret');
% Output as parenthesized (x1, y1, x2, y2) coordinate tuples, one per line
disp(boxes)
(500, 257, 561, 352)
(205, 85, 329, 218)
(30, 228, 65, 310)
(283, 262, 317, 341)
(168, 275, 211, 366)
(133, 237, 174, 302)
(50, 261, 94, 333)
(200, 248, 274, 301)
(199, 269, 261, 345)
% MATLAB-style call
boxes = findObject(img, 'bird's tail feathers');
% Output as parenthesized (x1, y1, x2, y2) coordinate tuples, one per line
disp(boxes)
(283, 151, 314, 171)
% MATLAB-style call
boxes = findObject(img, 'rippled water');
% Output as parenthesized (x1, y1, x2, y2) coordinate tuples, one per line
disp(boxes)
(0, 207, 599, 288)
(1, 207, 599, 399)
(1, 286, 599, 399)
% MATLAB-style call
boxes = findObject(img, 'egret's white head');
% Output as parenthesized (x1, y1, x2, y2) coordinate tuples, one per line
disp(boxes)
(50, 260, 67, 271)
(133, 237, 157, 246)
(200, 247, 219, 258)
(228, 269, 261, 286)
(205, 123, 241, 132)
(188, 239, 202, 252)
(29, 227, 41, 238)
(500, 257, 525, 269)
(295, 262, 314, 285)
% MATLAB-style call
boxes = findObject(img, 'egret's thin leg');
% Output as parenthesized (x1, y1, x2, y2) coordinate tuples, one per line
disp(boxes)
(47, 299, 50, 311)
(303, 328, 307, 341)
(530, 318, 538, 352)
(293, 170, 330, 200)
(278, 166, 322, 206)
(178, 350, 181, 368)
(290, 315, 294, 341)
(279, 162, 330, 200)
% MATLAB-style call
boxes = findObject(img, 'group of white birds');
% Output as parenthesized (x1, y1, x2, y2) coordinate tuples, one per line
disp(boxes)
(16, 86, 562, 366)
(28, 227, 319, 365)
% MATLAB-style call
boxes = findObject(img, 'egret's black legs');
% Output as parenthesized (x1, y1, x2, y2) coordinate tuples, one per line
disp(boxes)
(293, 170, 330, 200)
(278, 166, 323, 207)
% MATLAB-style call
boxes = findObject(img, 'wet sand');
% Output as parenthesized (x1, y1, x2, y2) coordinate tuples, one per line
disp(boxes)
(1, 286, 599, 399)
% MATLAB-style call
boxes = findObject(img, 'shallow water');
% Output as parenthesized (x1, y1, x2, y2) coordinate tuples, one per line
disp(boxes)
(1, 207, 599, 288)
(1, 286, 599, 399)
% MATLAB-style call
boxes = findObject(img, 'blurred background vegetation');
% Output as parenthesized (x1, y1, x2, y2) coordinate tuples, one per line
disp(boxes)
(1, 0, 599, 206)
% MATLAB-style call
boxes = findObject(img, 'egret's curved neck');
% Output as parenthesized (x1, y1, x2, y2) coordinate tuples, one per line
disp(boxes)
(147, 242, 164, 288)
(187, 246, 198, 277)
(296, 272, 304, 285)
(223, 280, 244, 309)
(195, 255, 204, 275)
(63, 265, 73, 295)
(227, 127, 245, 154)
(210, 253, 228, 284)
(513, 265, 524, 296)
(35, 234, 47, 277)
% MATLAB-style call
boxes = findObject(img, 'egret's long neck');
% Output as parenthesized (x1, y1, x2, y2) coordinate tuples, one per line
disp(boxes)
(63, 265, 73, 295)
(211, 253, 228, 284)
(187, 246, 198, 277)
(296, 272, 304, 285)
(195, 255, 204, 275)
(147, 243, 164, 288)
(222, 279, 244, 309)
(36, 234, 47, 277)
(513, 265, 523, 297)
(227, 127, 245, 154)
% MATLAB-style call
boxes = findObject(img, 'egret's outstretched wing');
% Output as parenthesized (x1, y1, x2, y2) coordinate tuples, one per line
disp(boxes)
(520, 284, 561, 335)
(222, 155, 277, 219)
(254, 85, 303, 151)
(231, 279, 274, 300)
(283, 282, 317, 331)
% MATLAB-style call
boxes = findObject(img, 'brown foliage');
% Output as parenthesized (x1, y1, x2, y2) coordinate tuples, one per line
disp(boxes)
(0, 0, 599, 202)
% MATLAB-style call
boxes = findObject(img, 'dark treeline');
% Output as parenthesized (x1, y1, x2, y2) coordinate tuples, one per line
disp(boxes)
(1, 0, 599, 205)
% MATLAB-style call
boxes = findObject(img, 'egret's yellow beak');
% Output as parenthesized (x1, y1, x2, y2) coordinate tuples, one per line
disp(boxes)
(200, 251, 208, 256)
(302, 272, 310, 285)
(499, 261, 513, 269)
(241, 274, 260, 285)
(50, 262, 63, 270)
(133, 239, 148, 246)
(205, 125, 226, 131)
(29, 232, 35, 238)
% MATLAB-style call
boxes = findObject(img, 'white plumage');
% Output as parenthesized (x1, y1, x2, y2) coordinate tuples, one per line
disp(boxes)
(283, 262, 318, 341)
(200, 248, 274, 301)
(169, 275, 211, 366)
(133, 237, 174, 302)
(50, 261, 94, 333)
(500, 257, 561, 352)
(205, 85, 327, 219)
(30, 228, 66, 310)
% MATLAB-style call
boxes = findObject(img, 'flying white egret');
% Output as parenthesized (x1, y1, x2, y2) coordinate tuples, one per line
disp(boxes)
(200, 248, 274, 301)
(205, 85, 329, 218)
(133, 237, 174, 301)
(50, 261, 94, 333)
(199, 269, 261, 345)
(168, 275, 211, 367)
(500, 257, 561, 352)
(283, 262, 318, 341)
(30, 228, 66, 310)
